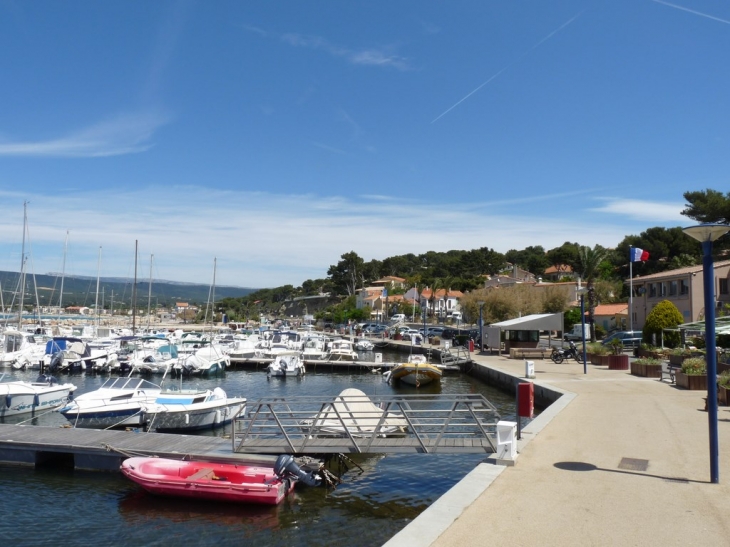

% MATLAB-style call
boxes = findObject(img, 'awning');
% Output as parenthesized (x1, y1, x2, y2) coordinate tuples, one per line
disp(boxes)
(489, 313, 563, 331)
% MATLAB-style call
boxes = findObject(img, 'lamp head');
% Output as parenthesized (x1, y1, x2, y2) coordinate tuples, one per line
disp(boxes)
(682, 224, 730, 243)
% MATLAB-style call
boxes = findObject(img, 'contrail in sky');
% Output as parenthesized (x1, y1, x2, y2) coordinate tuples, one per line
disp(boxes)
(652, 0, 730, 25)
(431, 11, 583, 124)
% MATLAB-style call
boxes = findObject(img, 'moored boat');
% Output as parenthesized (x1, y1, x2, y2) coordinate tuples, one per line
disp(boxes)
(384, 359, 443, 387)
(59, 376, 161, 428)
(0, 373, 77, 417)
(266, 351, 305, 378)
(142, 387, 246, 432)
(120, 454, 321, 505)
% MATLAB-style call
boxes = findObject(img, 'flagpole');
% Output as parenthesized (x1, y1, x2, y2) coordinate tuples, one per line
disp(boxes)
(629, 256, 633, 333)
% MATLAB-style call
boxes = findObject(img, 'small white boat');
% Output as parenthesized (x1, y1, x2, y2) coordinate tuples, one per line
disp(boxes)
(59, 376, 162, 429)
(266, 352, 305, 378)
(327, 339, 359, 361)
(0, 330, 45, 368)
(300, 388, 407, 437)
(174, 345, 230, 376)
(143, 387, 246, 432)
(0, 373, 77, 417)
(355, 339, 374, 351)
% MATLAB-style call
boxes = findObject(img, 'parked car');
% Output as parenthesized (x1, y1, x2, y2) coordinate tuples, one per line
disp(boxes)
(601, 330, 643, 349)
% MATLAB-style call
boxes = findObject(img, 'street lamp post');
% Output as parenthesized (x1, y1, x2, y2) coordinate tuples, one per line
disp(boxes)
(683, 223, 729, 484)
(580, 290, 587, 375)
(478, 301, 485, 353)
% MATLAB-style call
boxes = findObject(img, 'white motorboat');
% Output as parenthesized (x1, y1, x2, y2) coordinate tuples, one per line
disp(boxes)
(59, 376, 162, 429)
(266, 352, 305, 378)
(142, 387, 246, 432)
(0, 330, 46, 369)
(130, 342, 179, 375)
(327, 339, 359, 361)
(173, 344, 230, 376)
(0, 373, 77, 417)
(299, 388, 407, 437)
(355, 339, 375, 351)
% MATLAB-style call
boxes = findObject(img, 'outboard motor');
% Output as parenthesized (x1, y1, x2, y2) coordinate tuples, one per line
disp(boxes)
(48, 352, 64, 373)
(274, 454, 322, 487)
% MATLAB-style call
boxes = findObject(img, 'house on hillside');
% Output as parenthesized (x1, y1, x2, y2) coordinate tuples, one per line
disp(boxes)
(628, 260, 730, 329)
(420, 287, 463, 318)
(543, 264, 579, 282)
(371, 276, 407, 290)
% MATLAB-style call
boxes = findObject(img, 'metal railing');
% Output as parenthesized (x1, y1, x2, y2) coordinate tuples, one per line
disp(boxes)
(231, 392, 500, 455)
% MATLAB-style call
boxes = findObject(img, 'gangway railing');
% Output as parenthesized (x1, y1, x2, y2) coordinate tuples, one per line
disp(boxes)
(232, 392, 500, 455)
(440, 346, 470, 366)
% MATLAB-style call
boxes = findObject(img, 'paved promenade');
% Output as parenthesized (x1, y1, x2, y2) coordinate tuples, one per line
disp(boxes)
(385, 351, 730, 547)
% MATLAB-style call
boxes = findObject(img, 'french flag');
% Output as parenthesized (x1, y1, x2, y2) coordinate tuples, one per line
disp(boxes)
(630, 247, 649, 262)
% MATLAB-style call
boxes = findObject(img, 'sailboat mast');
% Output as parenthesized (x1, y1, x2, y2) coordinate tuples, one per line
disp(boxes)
(59, 230, 68, 312)
(147, 254, 153, 329)
(18, 201, 28, 330)
(132, 240, 138, 334)
(95, 246, 102, 328)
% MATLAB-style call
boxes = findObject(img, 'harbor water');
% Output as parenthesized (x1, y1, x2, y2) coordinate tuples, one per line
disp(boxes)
(0, 351, 527, 547)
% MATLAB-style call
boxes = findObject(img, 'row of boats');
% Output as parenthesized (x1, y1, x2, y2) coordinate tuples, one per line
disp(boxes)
(0, 326, 381, 378)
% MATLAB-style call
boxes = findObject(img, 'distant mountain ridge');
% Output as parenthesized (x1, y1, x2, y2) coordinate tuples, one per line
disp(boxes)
(0, 270, 256, 308)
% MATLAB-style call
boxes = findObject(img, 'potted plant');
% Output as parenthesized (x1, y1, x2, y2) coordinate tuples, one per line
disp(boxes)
(668, 347, 694, 366)
(718, 371, 730, 406)
(675, 357, 707, 390)
(637, 343, 665, 360)
(630, 357, 663, 378)
(607, 338, 629, 370)
(588, 343, 609, 366)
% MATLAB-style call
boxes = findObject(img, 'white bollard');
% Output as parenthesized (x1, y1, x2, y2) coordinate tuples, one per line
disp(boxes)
(525, 360, 535, 379)
(496, 420, 518, 461)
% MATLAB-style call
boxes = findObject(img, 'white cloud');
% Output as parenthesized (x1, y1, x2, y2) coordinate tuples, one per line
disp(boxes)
(0, 111, 170, 158)
(590, 198, 686, 223)
(0, 188, 669, 289)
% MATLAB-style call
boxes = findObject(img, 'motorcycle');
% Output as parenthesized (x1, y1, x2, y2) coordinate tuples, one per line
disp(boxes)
(551, 340, 584, 364)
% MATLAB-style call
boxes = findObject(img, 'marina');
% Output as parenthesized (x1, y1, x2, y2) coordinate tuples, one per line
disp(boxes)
(0, 348, 522, 547)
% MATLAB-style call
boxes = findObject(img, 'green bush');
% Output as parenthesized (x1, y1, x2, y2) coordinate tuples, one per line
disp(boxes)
(594, 324, 606, 339)
(643, 300, 684, 348)
(633, 358, 661, 366)
(718, 370, 730, 389)
(587, 342, 608, 355)
(681, 357, 706, 375)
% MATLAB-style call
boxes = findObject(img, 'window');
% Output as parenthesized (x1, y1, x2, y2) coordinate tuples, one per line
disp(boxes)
(660, 283, 667, 297)
(649, 283, 657, 298)
(721, 278, 729, 296)
(680, 279, 689, 295)
(669, 280, 678, 296)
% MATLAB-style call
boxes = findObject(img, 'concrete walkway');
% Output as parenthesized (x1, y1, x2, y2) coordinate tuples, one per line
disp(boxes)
(385, 352, 730, 547)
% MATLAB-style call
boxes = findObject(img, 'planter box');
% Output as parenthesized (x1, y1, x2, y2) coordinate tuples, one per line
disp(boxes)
(607, 354, 629, 370)
(638, 349, 664, 359)
(669, 354, 689, 366)
(718, 385, 730, 406)
(630, 362, 663, 378)
(676, 372, 708, 390)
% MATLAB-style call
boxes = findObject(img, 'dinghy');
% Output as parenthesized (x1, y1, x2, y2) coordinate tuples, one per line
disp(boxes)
(121, 455, 321, 505)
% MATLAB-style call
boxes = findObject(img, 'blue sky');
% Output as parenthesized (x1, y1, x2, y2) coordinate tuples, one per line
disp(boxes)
(0, 0, 728, 288)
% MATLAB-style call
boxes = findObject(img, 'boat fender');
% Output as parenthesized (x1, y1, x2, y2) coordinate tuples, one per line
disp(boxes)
(3, 395, 9, 409)
(274, 454, 323, 487)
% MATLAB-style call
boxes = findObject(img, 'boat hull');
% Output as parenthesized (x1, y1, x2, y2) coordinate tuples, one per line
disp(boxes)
(389, 363, 443, 386)
(121, 457, 295, 505)
(146, 400, 246, 432)
(1, 382, 76, 417)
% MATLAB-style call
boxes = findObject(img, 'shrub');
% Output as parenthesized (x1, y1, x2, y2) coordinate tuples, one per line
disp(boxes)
(633, 358, 661, 366)
(718, 370, 730, 389)
(594, 324, 606, 339)
(588, 342, 608, 355)
(608, 337, 624, 355)
(681, 357, 706, 375)
(642, 300, 684, 348)
(670, 347, 694, 357)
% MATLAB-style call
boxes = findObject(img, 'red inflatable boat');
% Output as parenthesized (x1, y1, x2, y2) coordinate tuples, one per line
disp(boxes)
(121, 457, 297, 505)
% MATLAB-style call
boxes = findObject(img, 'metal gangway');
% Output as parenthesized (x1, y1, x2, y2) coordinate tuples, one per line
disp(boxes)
(232, 391, 500, 455)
